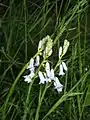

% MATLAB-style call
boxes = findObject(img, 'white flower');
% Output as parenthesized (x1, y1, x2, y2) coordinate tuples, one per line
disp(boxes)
(54, 77, 63, 92)
(59, 64, 65, 76)
(35, 55, 40, 67)
(43, 73, 51, 83)
(23, 72, 35, 83)
(27, 58, 35, 72)
(45, 62, 50, 78)
(49, 69, 54, 80)
(38, 71, 47, 84)
(62, 61, 67, 71)
(59, 46, 62, 58)
(29, 71, 35, 78)
(45, 62, 54, 80)
(23, 75, 31, 83)
(59, 62, 67, 76)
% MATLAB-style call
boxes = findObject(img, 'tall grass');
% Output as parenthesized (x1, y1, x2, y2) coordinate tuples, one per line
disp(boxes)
(0, 0, 90, 120)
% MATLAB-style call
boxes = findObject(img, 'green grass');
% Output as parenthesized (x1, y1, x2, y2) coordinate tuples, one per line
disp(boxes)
(0, 0, 90, 120)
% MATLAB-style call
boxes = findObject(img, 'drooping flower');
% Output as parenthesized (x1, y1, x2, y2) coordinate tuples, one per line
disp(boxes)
(38, 71, 47, 84)
(62, 61, 67, 71)
(59, 64, 65, 76)
(54, 77, 63, 92)
(43, 73, 51, 83)
(45, 62, 54, 80)
(35, 55, 40, 67)
(27, 58, 35, 72)
(49, 69, 54, 80)
(23, 72, 35, 83)
(59, 62, 67, 76)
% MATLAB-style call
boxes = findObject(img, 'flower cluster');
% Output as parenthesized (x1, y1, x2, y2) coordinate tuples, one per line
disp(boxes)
(23, 36, 69, 93)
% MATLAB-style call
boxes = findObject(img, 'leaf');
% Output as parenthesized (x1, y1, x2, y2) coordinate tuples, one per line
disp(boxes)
(84, 84, 90, 106)
(42, 92, 82, 119)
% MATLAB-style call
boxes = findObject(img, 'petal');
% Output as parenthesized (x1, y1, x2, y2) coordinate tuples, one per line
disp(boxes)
(23, 75, 32, 83)
(59, 64, 65, 76)
(49, 69, 54, 80)
(38, 71, 46, 84)
(29, 72, 35, 79)
(44, 72, 52, 83)
(27, 58, 35, 72)
(45, 62, 51, 78)
(54, 77, 63, 92)
(35, 55, 40, 67)
(59, 46, 62, 58)
(62, 62, 67, 71)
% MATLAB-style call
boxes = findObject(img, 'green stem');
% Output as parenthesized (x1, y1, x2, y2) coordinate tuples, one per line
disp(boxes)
(2, 62, 29, 120)
(2, 51, 40, 120)
(23, 57, 46, 120)
(35, 83, 50, 120)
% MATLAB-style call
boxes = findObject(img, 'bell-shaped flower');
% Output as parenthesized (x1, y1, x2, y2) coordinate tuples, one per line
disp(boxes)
(23, 72, 35, 83)
(62, 61, 67, 71)
(45, 62, 54, 80)
(59, 62, 67, 76)
(49, 69, 54, 80)
(43, 73, 51, 83)
(35, 55, 40, 67)
(59, 64, 65, 76)
(45, 62, 50, 78)
(54, 77, 63, 92)
(59, 46, 62, 58)
(38, 71, 47, 84)
(27, 58, 35, 72)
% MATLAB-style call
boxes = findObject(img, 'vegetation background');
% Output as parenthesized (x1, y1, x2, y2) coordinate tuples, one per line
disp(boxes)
(0, 0, 90, 120)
